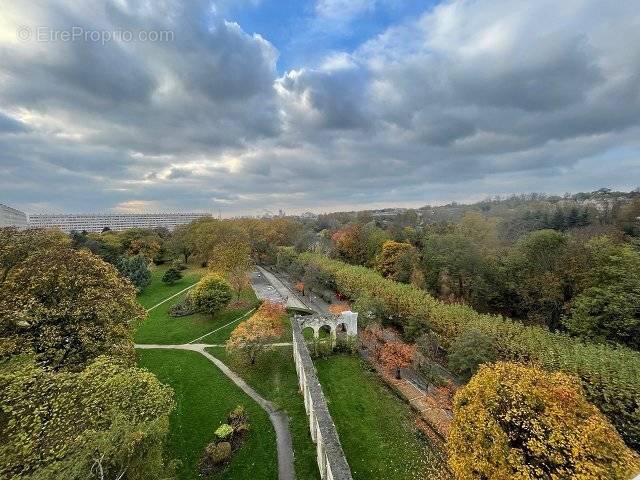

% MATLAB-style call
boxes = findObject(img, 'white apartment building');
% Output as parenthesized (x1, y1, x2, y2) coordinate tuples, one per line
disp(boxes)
(28, 212, 212, 233)
(0, 204, 28, 228)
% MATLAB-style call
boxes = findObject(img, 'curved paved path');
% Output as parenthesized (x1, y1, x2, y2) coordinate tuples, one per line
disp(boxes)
(136, 343, 295, 480)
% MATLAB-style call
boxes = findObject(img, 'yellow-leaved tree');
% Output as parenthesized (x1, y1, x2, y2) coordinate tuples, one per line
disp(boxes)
(208, 239, 253, 299)
(448, 362, 640, 479)
(226, 302, 285, 365)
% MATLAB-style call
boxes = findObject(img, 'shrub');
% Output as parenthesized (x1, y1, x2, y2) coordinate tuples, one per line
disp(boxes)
(169, 297, 195, 317)
(161, 267, 182, 285)
(189, 274, 233, 317)
(198, 441, 232, 475)
(447, 330, 497, 380)
(214, 423, 234, 440)
(229, 405, 247, 427)
(294, 252, 640, 448)
(171, 259, 188, 271)
(449, 362, 640, 479)
(378, 340, 415, 379)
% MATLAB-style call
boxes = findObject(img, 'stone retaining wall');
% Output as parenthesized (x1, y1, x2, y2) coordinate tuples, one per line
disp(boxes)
(291, 318, 353, 480)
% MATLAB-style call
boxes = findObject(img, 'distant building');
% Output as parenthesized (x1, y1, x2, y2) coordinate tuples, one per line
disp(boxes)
(0, 204, 28, 228)
(28, 212, 212, 233)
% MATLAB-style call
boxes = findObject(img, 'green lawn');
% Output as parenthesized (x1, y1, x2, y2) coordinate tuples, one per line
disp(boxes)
(314, 355, 448, 480)
(210, 346, 320, 480)
(135, 266, 259, 344)
(137, 349, 278, 480)
(137, 264, 205, 309)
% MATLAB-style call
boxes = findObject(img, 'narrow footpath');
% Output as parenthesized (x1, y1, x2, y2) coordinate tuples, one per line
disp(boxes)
(135, 343, 295, 480)
(135, 277, 296, 480)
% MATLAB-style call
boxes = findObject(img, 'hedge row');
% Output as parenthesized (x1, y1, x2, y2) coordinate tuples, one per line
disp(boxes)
(294, 252, 640, 450)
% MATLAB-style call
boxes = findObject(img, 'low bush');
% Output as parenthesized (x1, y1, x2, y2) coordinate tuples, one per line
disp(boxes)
(169, 297, 195, 317)
(197, 405, 251, 476)
(295, 252, 640, 449)
(171, 259, 188, 271)
(198, 441, 232, 476)
(214, 423, 234, 440)
(162, 267, 182, 285)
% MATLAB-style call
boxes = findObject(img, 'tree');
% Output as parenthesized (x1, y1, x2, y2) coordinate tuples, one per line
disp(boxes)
(0, 355, 174, 480)
(448, 362, 639, 479)
(169, 224, 196, 263)
(208, 240, 253, 299)
(116, 254, 151, 291)
(226, 302, 285, 364)
(162, 267, 182, 285)
(331, 224, 368, 265)
(0, 228, 70, 283)
(503, 230, 585, 329)
(328, 303, 350, 315)
(563, 237, 640, 348)
(0, 248, 145, 370)
(375, 240, 418, 283)
(189, 274, 233, 317)
(378, 340, 415, 379)
(447, 330, 496, 380)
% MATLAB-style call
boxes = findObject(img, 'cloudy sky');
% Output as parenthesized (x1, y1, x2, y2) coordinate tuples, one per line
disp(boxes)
(1, 0, 639, 216)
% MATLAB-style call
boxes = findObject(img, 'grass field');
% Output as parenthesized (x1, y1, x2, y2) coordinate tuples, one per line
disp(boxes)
(210, 346, 320, 480)
(137, 264, 205, 309)
(314, 355, 447, 480)
(137, 349, 278, 480)
(135, 265, 259, 344)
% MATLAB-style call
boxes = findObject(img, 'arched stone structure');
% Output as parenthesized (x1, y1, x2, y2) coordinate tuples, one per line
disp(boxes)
(298, 311, 358, 345)
(292, 316, 354, 480)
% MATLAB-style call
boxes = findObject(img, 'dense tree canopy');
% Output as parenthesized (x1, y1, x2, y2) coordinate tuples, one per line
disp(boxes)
(564, 237, 640, 348)
(0, 355, 174, 480)
(0, 228, 70, 283)
(449, 362, 639, 479)
(0, 248, 144, 370)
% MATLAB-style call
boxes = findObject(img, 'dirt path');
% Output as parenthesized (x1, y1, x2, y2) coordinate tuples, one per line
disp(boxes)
(135, 343, 295, 480)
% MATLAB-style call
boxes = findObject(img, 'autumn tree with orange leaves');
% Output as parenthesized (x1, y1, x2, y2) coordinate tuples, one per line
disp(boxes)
(226, 301, 285, 365)
(378, 340, 416, 379)
(328, 303, 350, 315)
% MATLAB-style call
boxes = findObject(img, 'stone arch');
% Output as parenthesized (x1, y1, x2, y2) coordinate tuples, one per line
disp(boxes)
(318, 324, 332, 339)
(297, 311, 358, 343)
(302, 326, 316, 341)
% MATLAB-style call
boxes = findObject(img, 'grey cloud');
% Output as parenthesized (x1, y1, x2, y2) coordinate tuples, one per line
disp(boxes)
(1, 0, 640, 215)
(0, 113, 29, 133)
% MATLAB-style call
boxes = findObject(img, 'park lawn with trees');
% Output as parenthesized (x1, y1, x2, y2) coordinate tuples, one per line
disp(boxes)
(137, 349, 278, 480)
(136, 264, 205, 310)
(211, 346, 321, 480)
(134, 269, 259, 344)
(314, 355, 447, 480)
